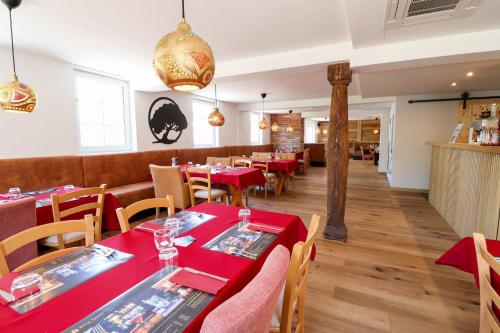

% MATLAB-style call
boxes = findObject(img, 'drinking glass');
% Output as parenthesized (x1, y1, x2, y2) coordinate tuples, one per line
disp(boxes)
(216, 163, 222, 168)
(164, 217, 181, 237)
(188, 161, 193, 166)
(238, 208, 251, 228)
(8, 187, 21, 198)
(11, 273, 42, 300)
(63, 185, 75, 191)
(154, 229, 178, 260)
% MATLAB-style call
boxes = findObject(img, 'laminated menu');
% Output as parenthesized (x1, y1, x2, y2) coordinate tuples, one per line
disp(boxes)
(64, 267, 214, 333)
(202, 223, 278, 260)
(136, 210, 215, 235)
(9, 244, 133, 314)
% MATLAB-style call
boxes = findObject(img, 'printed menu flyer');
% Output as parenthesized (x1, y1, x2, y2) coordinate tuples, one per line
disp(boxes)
(64, 267, 214, 333)
(11, 245, 133, 314)
(202, 224, 277, 260)
(149, 210, 216, 235)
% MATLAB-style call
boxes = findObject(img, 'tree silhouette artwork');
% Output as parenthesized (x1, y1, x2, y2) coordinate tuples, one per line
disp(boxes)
(148, 97, 188, 144)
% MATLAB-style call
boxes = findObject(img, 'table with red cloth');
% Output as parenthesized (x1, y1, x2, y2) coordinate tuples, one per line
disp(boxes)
(0, 186, 122, 231)
(295, 151, 304, 160)
(263, 159, 300, 195)
(180, 166, 266, 207)
(0, 203, 313, 332)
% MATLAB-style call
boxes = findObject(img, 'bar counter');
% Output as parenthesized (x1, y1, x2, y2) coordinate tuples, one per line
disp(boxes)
(427, 142, 500, 239)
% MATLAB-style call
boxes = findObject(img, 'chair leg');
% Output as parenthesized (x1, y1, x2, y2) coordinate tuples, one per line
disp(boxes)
(244, 188, 249, 207)
(264, 181, 268, 199)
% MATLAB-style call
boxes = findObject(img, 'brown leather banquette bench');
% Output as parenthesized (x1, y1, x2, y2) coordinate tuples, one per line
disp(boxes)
(304, 143, 326, 166)
(0, 144, 273, 207)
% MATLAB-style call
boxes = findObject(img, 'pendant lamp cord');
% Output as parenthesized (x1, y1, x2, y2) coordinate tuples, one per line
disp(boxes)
(181, 0, 185, 19)
(9, 9, 16, 75)
(214, 84, 218, 108)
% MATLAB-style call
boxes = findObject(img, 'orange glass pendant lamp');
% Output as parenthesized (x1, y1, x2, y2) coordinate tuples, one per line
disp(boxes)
(0, 0, 37, 113)
(153, 0, 215, 92)
(208, 84, 224, 126)
(258, 93, 269, 130)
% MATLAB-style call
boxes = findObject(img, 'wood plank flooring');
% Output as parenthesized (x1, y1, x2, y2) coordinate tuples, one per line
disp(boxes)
(248, 161, 479, 333)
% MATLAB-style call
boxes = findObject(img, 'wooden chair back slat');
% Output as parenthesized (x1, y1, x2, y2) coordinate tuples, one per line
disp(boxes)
(232, 158, 252, 168)
(59, 202, 101, 218)
(0, 216, 94, 277)
(116, 195, 175, 233)
(474, 232, 500, 333)
(186, 168, 213, 205)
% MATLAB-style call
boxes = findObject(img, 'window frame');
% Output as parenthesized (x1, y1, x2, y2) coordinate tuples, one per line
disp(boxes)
(74, 69, 132, 154)
(192, 98, 219, 148)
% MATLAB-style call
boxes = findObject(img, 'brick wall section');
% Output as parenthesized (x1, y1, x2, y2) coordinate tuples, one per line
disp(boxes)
(270, 113, 304, 151)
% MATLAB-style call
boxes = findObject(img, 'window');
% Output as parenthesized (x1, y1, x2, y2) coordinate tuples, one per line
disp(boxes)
(75, 70, 131, 153)
(250, 112, 262, 145)
(304, 125, 316, 143)
(193, 100, 218, 147)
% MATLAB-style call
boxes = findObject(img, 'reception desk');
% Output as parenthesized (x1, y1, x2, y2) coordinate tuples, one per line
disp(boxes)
(427, 143, 500, 239)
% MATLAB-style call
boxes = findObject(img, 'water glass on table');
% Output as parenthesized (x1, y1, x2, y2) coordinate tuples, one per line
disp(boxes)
(8, 187, 21, 198)
(164, 217, 181, 237)
(154, 229, 178, 260)
(11, 273, 42, 301)
(238, 208, 251, 228)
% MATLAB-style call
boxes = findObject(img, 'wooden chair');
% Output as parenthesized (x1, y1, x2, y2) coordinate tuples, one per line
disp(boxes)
(360, 146, 373, 160)
(150, 164, 191, 210)
(41, 184, 106, 250)
(280, 152, 297, 160)
(298, 149, 309, 174)
(0, 215, 94, 278)
(186, 168, 228, 206)
(253, 159, 278, 199)
(206, 157, 232, 167)
(474, 232, 500, 333)
(116, 195, 175, 233)
(231, 158, 253, 207)
(200, 245, 290, 333)
(271, 214, 320, 333)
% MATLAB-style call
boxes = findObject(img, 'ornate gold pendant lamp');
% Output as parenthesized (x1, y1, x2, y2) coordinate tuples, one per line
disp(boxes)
(0, 0, 37, 113)
(208, 83, 224, 126)
(315, 123, 321, 134)
(271, 121, 279, 133)
(258, 93, 269, 130)
(286, 110, 294, 133)
(153, 0, 215, 92)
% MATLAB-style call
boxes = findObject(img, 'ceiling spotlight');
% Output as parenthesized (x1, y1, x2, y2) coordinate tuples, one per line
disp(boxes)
(467, 72, 474, 77)
(451, 82, 457, 87)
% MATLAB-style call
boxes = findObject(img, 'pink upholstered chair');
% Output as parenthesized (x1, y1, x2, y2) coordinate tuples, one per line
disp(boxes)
(0, 197, 37, 271)
(200, 245, 290, 333)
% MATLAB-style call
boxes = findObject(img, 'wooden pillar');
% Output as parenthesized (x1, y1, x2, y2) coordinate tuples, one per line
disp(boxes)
(324, 62, 352, 241)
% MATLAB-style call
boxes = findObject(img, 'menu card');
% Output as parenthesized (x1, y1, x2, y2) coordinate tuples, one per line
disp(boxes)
(137, 211, 215, 235)
(64, 267, 214, 333)
(10, 244, 133, 314)
(202, 224, 277, 260)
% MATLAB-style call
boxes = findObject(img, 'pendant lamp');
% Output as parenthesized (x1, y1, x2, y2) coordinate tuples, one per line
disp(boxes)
(286, 110, 294, 133)
(258, 93, 269, 130)
(271, 122, 279, 133)
(315, 123, 321, 134)
(208, 84, 224, 126)
(153, 0, 215, 92)
(0, 0, 37, 113)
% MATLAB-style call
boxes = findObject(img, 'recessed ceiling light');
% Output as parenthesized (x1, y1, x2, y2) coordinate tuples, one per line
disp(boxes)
(467, 72, 474, 77)
(451, 82, 457, 87)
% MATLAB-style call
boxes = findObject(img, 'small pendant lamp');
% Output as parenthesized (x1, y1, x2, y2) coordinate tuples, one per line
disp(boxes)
(286, 110, 294, 133)
(315, 123, 321, 134)
(0, 0, 37, 113)
(208, 84, 224, 126)
(258, 93, 269, 130)
(271, 121, 280, 133)
(153, 0, 215, 92)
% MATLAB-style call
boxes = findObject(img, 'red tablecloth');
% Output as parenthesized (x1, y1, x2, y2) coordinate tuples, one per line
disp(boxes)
(0, 186, 122, 231)
(180, 166, 266, 191)
(295, 151, 304, 160)
(0, 203, 312, 332)
(436, 236, 500, 287)
(266, 159, 300, 176)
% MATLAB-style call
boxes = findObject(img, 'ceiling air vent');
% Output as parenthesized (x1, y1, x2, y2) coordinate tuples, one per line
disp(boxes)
(385, 0, 483, 29)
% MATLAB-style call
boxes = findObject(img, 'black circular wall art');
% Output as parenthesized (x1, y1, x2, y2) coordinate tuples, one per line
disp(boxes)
(148, 97, 188, 144)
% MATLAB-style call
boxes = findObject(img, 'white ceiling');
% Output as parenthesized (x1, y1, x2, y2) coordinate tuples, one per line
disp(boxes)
(0, 0, 499, 106)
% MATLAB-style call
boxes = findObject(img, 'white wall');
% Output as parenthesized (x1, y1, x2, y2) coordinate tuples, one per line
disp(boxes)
(134, 90, 241, 151)
(236, 111, 270, 146)
(0, 48, 79, 158)
(389, 93, 459, 190)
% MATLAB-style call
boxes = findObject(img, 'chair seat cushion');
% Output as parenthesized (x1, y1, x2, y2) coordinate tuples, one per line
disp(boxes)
(42, 231, 85, 245)
(194, 189, 226, 199)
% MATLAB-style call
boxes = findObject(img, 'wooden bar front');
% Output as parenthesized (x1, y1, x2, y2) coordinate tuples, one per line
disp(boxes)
(428, 142, 500, 239)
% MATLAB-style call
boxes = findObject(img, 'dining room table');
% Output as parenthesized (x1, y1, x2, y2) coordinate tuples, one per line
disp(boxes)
(0, 202, 313, 332)
(260, 159, 300, 195)
(0, 186, 122, 231)
(179, 165, 267, 207)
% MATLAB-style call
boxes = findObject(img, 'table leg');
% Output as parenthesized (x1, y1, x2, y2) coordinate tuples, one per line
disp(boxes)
(276, 171, 286, 195)
(228, 185, 244, 207)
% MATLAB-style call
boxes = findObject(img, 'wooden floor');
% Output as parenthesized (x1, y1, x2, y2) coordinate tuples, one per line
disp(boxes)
(248, 160, 479, 333)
